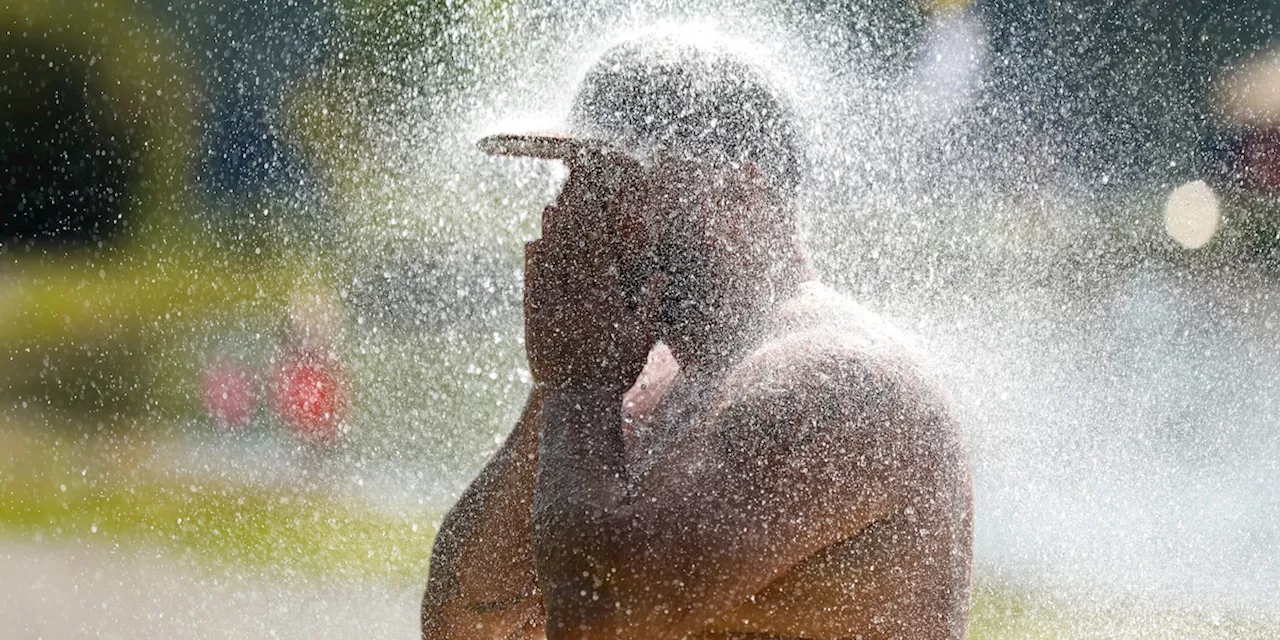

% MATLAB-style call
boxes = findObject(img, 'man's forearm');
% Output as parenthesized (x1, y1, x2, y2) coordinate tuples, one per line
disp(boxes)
(535, 384, 628, 513)
(423, 390, 545, 638)
(531, 384, 632, 638)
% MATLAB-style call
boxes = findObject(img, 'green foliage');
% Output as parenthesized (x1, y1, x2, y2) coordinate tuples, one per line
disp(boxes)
(0, 0, 243, 424)
(967, 581, 1280, 639)
(336, 0, 516, 73)
(0, 251, 306, 422)
(0, 0, 199, 249)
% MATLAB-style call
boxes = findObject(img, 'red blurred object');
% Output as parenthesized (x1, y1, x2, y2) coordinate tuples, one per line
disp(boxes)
(202, 360, 259, 429)
(270, 350, 347, 444)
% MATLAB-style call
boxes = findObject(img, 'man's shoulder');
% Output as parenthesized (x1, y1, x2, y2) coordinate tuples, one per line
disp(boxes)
(748, 282, 924, 379)
(718, 282, 949, 434)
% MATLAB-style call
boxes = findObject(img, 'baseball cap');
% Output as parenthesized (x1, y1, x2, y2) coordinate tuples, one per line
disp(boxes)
(480, 32, 804, 195)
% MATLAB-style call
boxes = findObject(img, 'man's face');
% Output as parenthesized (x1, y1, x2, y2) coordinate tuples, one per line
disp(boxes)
(591, 155, 716, 337)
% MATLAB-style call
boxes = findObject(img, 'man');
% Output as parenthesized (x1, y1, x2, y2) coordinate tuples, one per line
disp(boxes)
(422, 33, 973, 640)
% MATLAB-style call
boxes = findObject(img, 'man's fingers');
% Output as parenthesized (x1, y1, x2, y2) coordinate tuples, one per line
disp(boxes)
(557, 159, 592, 206)
(524, 239, 556, 292)
(542, 184, 612, 275)
(539, 206, 570, 247)
(537, 161, 627, 310)
(524, 238, 543, 268)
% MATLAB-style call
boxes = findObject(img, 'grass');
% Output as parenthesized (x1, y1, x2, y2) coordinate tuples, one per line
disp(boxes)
(0, 418, 437, 584)
(967, 581, 1280, 640)
(2, 415, 1278, 638)
(0, 246, 313, 419)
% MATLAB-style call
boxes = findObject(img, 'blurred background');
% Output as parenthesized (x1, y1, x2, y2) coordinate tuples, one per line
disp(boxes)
(3, 0, 1280, 637)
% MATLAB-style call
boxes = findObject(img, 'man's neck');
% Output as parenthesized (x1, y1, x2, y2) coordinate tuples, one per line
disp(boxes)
(664, 245, 816, 376)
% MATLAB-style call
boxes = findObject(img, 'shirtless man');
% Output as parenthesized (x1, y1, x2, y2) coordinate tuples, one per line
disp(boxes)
(422, 34, 973, 640)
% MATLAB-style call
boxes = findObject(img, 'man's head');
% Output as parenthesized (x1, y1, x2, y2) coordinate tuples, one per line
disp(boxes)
(569, 34, 807, 341)
(567, 33, 804, 203)
(487, 31, 808, 354)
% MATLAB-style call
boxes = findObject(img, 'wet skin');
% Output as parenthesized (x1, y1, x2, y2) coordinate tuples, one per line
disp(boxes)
(421, 156, 973, 640)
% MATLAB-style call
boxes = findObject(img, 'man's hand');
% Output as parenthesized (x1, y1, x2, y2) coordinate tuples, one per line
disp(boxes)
(523, 158, 661, 394)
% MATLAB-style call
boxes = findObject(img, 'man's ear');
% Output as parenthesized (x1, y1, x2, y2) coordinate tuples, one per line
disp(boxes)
(733, 162, 770, 219)
(707, 162, 768, 241)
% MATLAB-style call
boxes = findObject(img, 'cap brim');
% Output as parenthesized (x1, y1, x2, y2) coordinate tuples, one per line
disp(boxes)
(478, 132, 614, 160)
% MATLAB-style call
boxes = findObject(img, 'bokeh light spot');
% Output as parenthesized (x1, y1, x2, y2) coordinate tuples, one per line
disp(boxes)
(1163, 180, 1220, 250)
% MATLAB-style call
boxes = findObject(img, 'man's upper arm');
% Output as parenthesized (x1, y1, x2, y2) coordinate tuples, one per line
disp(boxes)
(600, 332, 949, 638)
